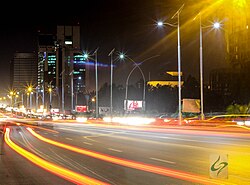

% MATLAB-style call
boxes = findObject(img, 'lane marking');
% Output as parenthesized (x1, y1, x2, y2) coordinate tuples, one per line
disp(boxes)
(150, 157, 176, 164)
(66, 137, 73, 140)
(53, 135, 58, 137)
(83, 136, 96, 142)
(83, 142, 93, 146)
(108, 148, 122, 153)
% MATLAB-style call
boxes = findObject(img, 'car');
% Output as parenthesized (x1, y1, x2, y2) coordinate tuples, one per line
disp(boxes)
(62, 114, 76, 120)
(40, 115, 53, 121)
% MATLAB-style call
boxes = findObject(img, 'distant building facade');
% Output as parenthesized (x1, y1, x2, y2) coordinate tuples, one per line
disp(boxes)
(10, 52, 37, 90)
(208, 1, 250, 105)
(223, 0, 250, 69)
(37, 25, 88, 112)
(9, 52, 37, 108)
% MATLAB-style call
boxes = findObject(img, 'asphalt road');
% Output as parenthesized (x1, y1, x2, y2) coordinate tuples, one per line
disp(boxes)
(1, 121, 250, 185)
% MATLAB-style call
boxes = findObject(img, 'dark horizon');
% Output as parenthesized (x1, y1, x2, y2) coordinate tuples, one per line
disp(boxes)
(0, 0, 228, 93)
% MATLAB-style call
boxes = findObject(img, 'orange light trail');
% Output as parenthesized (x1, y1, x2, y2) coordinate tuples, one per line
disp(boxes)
(216, 124, 250, 131)
(4, 127, 110, 185)
(27, 127, 234, 185)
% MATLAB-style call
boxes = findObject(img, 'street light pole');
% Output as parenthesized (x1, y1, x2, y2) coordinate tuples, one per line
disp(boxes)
(48, 87, 52, 111)
(70, 70, 74, 112)
(157, 4, 184, 125)
(30, 92, 33, 109)
(36, 86, 38, 111)
(27, 86, 33, 109)
(171, 4, 184, 125)
(49, 90, 52, 106)
(124, 62, 145, 110)
(199, 14, 205, 120)
(21, 93, 24, 106)
(27, 93, 29, 109)
(42, 84, 45, 107)
(109, 48, 115, 120)
(9, 91, 14, 107)
(123, 55, 160, 112)
(94, 48, 99, 118)
(61, 70, 65, 114)
(196, 13, 220, 120)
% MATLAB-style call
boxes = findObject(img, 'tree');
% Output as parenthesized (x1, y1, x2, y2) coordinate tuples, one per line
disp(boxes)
(226, 103, 250, 114)
(182, 75, 199, 99)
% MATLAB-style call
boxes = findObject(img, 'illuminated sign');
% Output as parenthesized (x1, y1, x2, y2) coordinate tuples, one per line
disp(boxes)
(51, 108, 59, 113)
(75, 105, 87, 112)
(126, 100, 143, 111)
(65, 41, 72, 45)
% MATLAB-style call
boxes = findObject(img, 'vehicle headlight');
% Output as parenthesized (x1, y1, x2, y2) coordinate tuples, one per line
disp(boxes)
(76, 117, 87, 122)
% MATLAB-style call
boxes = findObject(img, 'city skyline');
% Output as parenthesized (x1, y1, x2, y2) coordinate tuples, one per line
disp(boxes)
(0, 0, 230, 93)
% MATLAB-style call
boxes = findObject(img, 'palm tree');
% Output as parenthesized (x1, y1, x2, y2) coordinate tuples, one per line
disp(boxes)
(226, 103, 250, 114)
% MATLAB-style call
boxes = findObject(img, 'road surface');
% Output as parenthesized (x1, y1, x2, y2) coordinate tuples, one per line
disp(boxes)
(1, 120, 249, 185)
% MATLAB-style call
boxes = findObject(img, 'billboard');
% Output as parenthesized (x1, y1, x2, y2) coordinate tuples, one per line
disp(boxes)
(99, 107, 110, 115)
(51, 108, 60, 114)
(182, 99, 200, 113)
(125, 100, 143, 111)
(75, 105, 87, 113)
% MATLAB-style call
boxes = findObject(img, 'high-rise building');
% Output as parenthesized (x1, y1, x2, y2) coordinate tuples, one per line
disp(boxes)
(10, 52, 37, 91)
(9, 52, 37, 108)
(37, 25, 87, 112)
(37, 33, 57, 110)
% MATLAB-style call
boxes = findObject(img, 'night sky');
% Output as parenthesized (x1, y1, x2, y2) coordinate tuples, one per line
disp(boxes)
(0, 0, 228, 93)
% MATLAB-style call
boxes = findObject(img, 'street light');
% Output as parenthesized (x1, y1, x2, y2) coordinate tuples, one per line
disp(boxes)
(194, 13, 221, 120)
(91, 97, 95, 112)
(28, 86, 32, 92)
(35, 86, 39, 111)
(69, 70, 74, 112)
(30, 92, 33, 109)
(42, 84, 45, 108)
(119, 54, 145, 112)
(94, 48, 99, 119)
(83, 48, 99, 118)
(108, 48, 115, 120)
(9, 91, 14, 107)
(27, 86, 33, 109)
(15, 94, 19, 106)
(26, 92, 29, 108)
(157, 4, 184, 125)
(60, 70, 65, 113)
(48, 87, 52, 109)
(120, 54, 160, 112)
